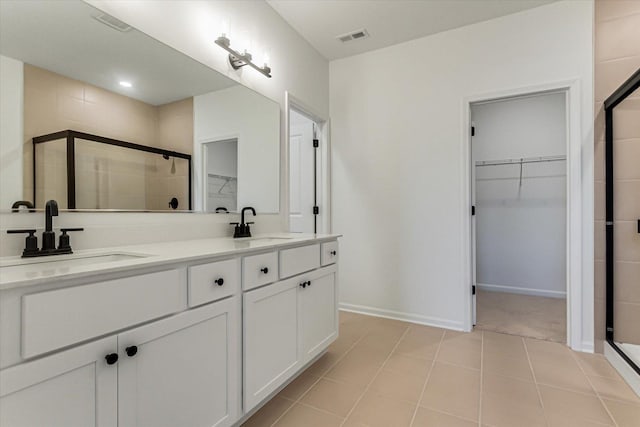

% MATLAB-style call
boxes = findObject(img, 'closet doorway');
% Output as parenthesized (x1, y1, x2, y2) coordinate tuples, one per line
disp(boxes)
(471, 91, 568, 343)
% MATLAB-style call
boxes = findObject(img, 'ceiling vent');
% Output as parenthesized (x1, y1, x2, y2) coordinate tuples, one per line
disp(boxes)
(336, 29, 369, 43)
(93, 13, 132, 32)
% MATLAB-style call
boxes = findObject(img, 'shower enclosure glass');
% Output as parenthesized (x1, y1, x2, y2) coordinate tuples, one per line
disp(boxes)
(605, 68, 640, 375)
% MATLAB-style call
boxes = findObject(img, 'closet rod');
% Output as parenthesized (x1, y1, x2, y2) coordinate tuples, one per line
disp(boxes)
(475, 155, 566, 167)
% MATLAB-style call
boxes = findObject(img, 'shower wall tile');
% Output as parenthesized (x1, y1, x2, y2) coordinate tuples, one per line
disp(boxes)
(594, 0, 640, 353)
(613, 139, 640, 180)
(614, 221, 640, 262)
(614, 302, 640, 344)
(615, 262, 640, 303)
(614, 180, 640, 220)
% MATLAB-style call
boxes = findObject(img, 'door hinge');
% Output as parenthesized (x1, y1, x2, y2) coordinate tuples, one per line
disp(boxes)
(472, 285, 476, 295)
(313, 206, 319, 215)
(471, 205, 476, 216)
(471, 126, 475, 137)
(313, 139, 319, 148)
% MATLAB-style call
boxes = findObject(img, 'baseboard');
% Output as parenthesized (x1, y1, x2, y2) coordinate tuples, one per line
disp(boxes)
(605, 341, 640, 398)
(339, 303, 465, 331)
(477, 283, 566, 299)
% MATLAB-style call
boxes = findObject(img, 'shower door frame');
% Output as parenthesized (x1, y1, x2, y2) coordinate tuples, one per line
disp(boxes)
(604, 68, 640, 376)
(32, 129, 192, 210)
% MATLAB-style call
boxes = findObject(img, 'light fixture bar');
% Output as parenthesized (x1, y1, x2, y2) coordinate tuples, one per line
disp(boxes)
(215, 35, 272, 78)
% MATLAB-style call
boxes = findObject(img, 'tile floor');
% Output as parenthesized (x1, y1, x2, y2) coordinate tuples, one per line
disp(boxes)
(242, 311, 640, 427)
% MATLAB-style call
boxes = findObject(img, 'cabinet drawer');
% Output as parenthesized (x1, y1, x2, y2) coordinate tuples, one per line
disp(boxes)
(280, 244, 320, 279)
(321, 241, 339, 266)
(188, 258, 239, 307)
(242, 252, 278, 291)
(22, 269, 186, 358)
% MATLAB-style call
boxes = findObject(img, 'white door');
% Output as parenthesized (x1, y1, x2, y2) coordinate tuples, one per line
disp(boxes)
(0, 336, 118, 427)
(117, 299, 239, 427)
(299, 266, 338, 363)
(243, 279, 300, 411)
(289, 111, 316, 233)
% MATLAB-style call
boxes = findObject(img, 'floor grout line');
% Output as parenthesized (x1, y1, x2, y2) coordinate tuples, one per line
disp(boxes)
(337, 325, 412, 427)
(522, 337, 551, 427)
(268, 322, 373, 427)
(408, 329, 447, 427)
(569, 349, 620, 427)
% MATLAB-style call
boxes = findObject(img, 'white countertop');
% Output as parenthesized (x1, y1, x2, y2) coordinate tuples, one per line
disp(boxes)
(0, 233, 340, 290)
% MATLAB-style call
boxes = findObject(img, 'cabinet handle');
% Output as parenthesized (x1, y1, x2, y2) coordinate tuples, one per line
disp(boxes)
(330, 250, 337, 256)
(125, 346, 138, 357)
(105, 353, 119, 365)
(260, 267, 269, 274)
(214, 278, 224, 286)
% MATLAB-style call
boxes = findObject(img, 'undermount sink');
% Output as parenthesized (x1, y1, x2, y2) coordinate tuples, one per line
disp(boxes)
(247, 237, 294, 242)
(0, 252, 149, 275)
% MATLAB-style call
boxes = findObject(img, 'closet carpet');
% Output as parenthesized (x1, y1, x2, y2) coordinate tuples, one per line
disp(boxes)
(475, 289, 566, 343)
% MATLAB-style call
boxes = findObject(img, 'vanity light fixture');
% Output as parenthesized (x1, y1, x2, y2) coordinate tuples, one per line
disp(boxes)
(215, 34, 272, 78)
(119, 81, 132, 88)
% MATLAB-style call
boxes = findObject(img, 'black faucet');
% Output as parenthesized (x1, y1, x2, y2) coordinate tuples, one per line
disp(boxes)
(42, 200, 59, 251)
(231, 207, 256, 238)
(6, 199, 84, 258)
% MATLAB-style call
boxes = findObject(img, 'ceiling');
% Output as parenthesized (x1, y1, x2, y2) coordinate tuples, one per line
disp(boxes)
(267, 0, 557, 60)
(0, 0, 236, 106)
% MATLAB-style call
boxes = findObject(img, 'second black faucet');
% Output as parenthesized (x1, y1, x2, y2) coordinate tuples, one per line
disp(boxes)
(231, 207, 256, 238)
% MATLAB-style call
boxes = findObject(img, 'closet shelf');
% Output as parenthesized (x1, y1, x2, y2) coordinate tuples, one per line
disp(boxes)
(475, 155, 566, 167)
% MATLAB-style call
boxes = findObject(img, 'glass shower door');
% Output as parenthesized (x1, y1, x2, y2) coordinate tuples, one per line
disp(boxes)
(606, 69, 640, 374)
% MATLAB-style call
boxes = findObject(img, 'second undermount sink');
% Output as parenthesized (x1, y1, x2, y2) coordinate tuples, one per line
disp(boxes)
(0, 252, 150, 276)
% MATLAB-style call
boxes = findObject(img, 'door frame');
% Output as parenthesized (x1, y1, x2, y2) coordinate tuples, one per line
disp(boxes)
(462, 79, 593, 352)
(284, 92, 331, 234)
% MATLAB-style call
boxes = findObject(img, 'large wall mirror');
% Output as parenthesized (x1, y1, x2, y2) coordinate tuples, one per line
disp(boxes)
(0, 0, 280, 213)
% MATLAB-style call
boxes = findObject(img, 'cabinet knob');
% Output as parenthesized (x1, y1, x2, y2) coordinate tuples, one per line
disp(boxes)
(105, 353, 119, 365)
(260, 267, 269, 274)
(307, 280, 312, 287)
(125, 346, 138, 357)
(214, 278, 224, 286)
(330, 250, 337, 256)
(299, 281, 306, 288)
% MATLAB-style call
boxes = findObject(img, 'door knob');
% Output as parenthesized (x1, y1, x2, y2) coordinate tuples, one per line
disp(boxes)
(105, 353, 119, 365)
(125, 346, 138, 357)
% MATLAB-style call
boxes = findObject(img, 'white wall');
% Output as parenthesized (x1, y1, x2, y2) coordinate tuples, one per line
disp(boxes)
(1, 1, 329, 255)
(0, 55, 23, 209)
(331, 0, 593, 346)
(472, 92, 567, 298)
(194, 85, 280, 213)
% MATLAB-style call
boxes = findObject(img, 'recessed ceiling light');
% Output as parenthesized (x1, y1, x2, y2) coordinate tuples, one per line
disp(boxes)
(119, 81, 132, 88)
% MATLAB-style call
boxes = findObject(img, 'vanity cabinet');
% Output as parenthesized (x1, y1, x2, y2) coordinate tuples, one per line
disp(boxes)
(0, 336, 118, 427)
(0, 236, 339, 427)
(118, 298, 239, 427)
(299, 267, 338, 363)
(0, 299, 239, 427)
(243, 263, 337, 412)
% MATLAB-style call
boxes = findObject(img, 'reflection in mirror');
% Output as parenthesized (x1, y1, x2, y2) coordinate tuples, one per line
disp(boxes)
(0, 0, 280, 213)
(204, 139, 238, 213)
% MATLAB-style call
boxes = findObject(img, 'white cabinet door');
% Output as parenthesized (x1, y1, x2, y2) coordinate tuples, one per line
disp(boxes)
(0, 336, 118, 427)
(243, 279, 300, 411)
(117, 298, 240, 427)
(299, 266, 338, 363)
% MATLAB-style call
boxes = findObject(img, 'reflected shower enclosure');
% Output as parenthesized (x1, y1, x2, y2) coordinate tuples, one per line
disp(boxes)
(33, 130, 191, 210)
